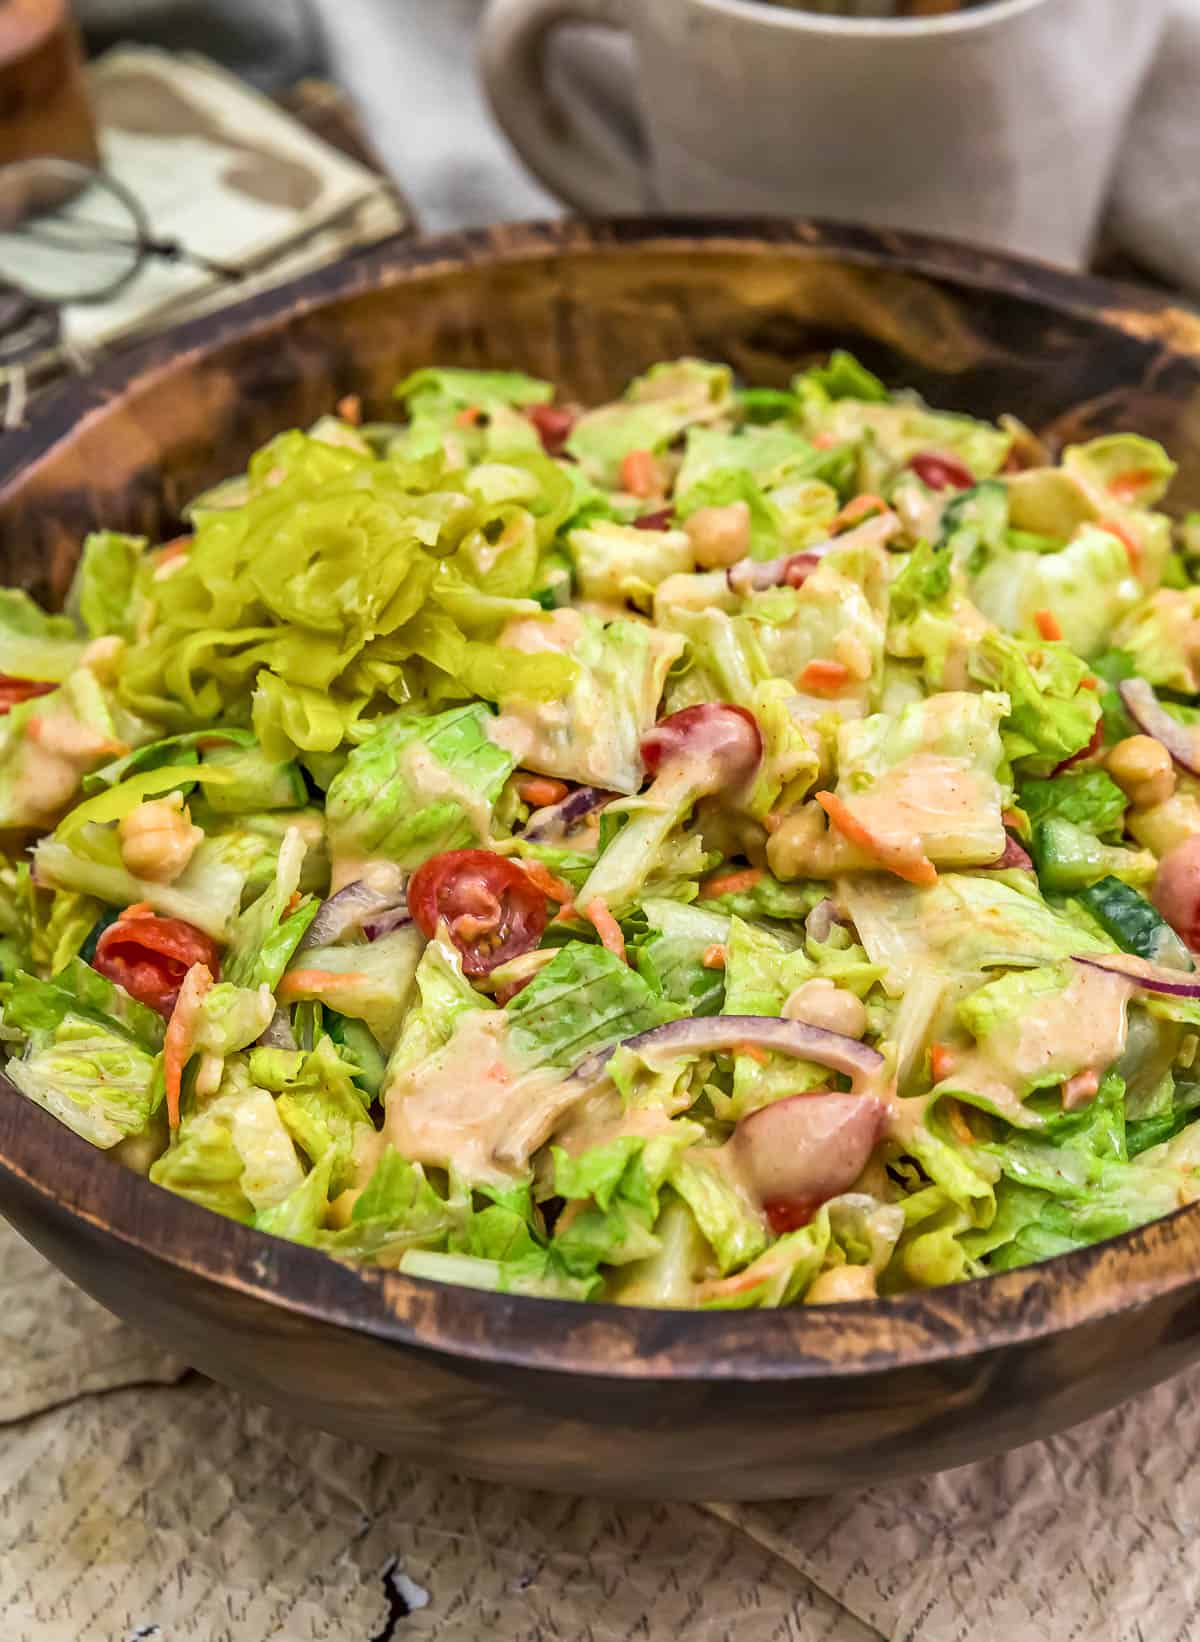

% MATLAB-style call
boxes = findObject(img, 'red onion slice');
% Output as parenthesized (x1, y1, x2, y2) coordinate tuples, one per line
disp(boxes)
(1073, 953, 1200, 998)
(726, 510, 900, 596)
(988, 834, 1034, 872)
(300, 879, 409, 949)
(522, 785, 612, 843)
(804, 897, 848, 943)
(1119, 678, 1200, 776)
(574, 1014, 884, 1085)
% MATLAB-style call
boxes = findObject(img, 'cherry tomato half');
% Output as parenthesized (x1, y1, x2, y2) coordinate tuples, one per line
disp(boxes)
(641, 704, 763, 792)
(762, 1197, 820, 1237)
(93, 913, 221, 1017)
(907, 451, 975, 492)
(0, 675, 57, 716)
(408, 848, 549, 976)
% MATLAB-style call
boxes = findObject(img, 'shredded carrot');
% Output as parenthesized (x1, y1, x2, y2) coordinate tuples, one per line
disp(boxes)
(515, 775, 569, 808)
(1062, 1068, 1101, 1110)
(619, 448, 665, 499)
(1001, 808, 1023, 830)
(336, 393, 362, 425)
(946, 1100, 975, 1146)
(698, 867, 763, 901)
(1106, 469, 1155, 505)
(930, 1043, 955, 1083)
(1081, 674, 1100, 691)
(118, 901, 156, 922)
(736, 1042, 770, 1066)
(285, 890, 303, 914)
(156, 535, 193, 565)
(762, 811, 783, 835)
(815, 790, 938, 888)
(277, 968, 370, 999)
(519, 858, 576, 904)
(1099, 516, 1141, 572)
(812, 432, 837, 451)
(702, 943, 727, 970)
(798, 659, 851, 696)
(454, 404, 484, 429)
(832, 493, 887, 532)
(163, 962, 212, 1130)
(1033, 608, 1063, 642)
(583, 896, 627, 964)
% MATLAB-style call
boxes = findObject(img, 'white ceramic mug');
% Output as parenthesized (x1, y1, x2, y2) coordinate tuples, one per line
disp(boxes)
(480, 0, 1167, 267)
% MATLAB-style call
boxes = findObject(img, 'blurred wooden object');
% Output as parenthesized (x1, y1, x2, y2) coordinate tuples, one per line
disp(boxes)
(0, 0, 98, 167)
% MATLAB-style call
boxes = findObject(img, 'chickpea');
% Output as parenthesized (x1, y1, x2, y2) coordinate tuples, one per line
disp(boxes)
(782, 977, 867, 1039)
(118, 792, 203, 884)
(1107, 735, 1176, 809)
(683, 501, 752, 569)
(806, 1264, 877, 1304)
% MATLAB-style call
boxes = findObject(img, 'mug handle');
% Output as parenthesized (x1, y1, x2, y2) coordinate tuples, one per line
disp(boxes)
(479, 0, 648, 215)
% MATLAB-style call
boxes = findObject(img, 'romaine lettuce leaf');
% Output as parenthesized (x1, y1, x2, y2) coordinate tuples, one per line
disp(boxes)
(326, 702, 516, 872)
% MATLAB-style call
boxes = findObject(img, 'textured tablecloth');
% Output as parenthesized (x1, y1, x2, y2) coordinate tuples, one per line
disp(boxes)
(3, 1209, 1198, 1642)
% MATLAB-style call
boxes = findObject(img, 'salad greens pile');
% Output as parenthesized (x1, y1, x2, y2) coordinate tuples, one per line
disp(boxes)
(5, 351, 1200, 1309)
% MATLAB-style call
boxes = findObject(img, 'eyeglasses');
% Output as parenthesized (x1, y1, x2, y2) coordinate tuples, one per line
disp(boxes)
(0, 156, 244, 306)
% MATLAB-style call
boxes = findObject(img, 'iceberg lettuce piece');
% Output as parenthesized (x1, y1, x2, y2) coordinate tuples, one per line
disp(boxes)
(567, 519, 694, 608)
(69, 530, 147, 640)
(1017, 768, 1127, 841)
(5, 1013, 161, 1149)
(632, 897, 730, 1018)
(714, 916, 824, 1119)
(967, 630, 1100, 777)
(200, 741, 306, 813)
(0, 668, 133, 830)
(491, 609, 683, 796)
(326, 702, 516, 875)
(223, 825, 316, 990)
(256, 1152, 335, 1245)
(506, 942, 678, 1070)
(953, 961, 1131, 1100)
(831, 690, 1009, 870)
(700, 1214, 831, 1309)
(4, 958, 164, 1050)
(605, 1195, 715, 1306)
(668, 1151, 768, 1274)
(393, 367, 552, 458)
(842, 871, 1113, 995)
(151, 1061, 304, 1220)
(549, 1122, 703, 1278)
(1112, 589, 1200, 694)
(794, 351, 890, 406)
(386, 932, 491, 1081)
(252, 1034, 372, 1193)
(565, 359, 733, 486)
(969, 524, 1142, 660)
(280, 925, 424, 1052)
(192, 982, 276, 1059)
(0, 586, 85, 682)
(34, 832, 251, 942)
(795, 380, 1011, 485)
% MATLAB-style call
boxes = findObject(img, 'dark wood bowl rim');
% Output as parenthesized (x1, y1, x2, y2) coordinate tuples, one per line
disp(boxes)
(3, 216, 1200, 1383)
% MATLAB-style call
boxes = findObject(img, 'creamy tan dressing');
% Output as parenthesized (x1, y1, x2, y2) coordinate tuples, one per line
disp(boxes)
(382, 1010, 593, 1187)
(551, 1085, 680, 1159)
(400, 741, 494, 847)
(934, 965, 1134, 1121)
(11, 711, 127, 825)
(841, 754, 1003, 867)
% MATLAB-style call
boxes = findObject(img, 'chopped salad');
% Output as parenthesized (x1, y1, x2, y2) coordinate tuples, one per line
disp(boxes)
(5, 353, 1200, 1308)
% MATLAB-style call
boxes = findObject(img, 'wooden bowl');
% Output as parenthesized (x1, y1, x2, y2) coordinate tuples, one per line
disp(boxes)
(3, 220, 1200, 1501)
